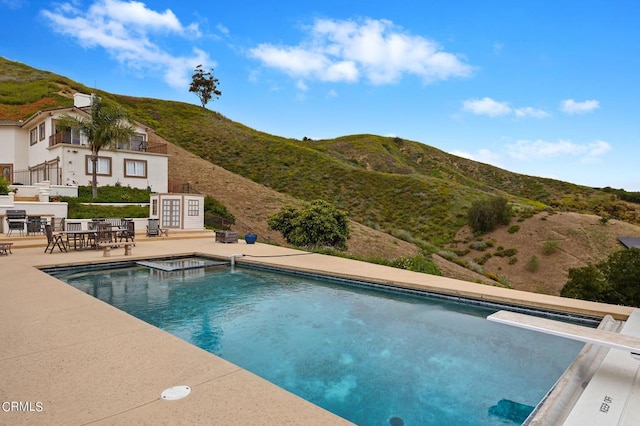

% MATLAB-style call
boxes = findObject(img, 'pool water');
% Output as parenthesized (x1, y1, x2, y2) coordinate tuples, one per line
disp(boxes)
(50, 263, 585, 425)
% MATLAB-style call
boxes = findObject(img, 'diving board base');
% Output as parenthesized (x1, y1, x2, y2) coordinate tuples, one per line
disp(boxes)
(487, 310, 640, 355)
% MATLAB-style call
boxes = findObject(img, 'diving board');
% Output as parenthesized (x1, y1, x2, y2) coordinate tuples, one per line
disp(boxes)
(487, 310, 640, 355)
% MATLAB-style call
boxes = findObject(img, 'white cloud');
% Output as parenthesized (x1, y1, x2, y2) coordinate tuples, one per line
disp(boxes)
(514, 107, 550, 118)
(507, 139, 611, 162)
(40, 0, 210, 89)
(560, 99, 600, 114)
(462, 97, 511, 117)
(462, 97, 550, 118)
(249, 18, 473, 86)
(216, 23, 230, 37)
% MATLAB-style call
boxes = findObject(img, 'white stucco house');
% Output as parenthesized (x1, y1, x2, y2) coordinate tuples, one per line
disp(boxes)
(0, 93, 168, 192)
(1, 93, 206, 234)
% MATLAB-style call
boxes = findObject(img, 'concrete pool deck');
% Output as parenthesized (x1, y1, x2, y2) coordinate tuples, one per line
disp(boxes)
(0, 230, 638, 425)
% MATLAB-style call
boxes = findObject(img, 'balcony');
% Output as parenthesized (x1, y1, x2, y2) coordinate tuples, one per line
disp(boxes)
(48, 133, 166, 154)
(49, 132, 83, 147)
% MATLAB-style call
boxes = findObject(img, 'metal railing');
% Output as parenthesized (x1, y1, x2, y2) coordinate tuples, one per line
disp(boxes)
(48, 132, 166, 154)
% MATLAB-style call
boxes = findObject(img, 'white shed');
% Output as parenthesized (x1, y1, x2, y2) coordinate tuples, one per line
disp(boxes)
(149, 193, 205, 231)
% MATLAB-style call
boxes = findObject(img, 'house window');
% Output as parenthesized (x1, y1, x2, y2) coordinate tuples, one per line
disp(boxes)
(39, 122, 46, 141)
(151, 199, 158, 216)
(30, 128, 38, 145)
(188, 199, 199, 216)
(85, 156, 112, 176)
(124, 159, 147, 178)
(162, 199, 180, 227)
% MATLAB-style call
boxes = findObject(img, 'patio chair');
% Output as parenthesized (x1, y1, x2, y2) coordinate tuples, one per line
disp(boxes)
(146, 218, 160, 237)
(118, 220, 135, 242)
(27, 216, 45, 235)
(65, 221, 83, 249)
(95, 222, 114, 245)
(44, 224, 67, 253)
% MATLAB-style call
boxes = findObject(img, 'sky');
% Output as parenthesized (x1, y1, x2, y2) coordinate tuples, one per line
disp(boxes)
(1, 0, 639, 190)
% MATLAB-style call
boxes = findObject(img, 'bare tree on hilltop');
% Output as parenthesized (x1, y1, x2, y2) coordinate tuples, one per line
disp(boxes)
(189, 65, 222, 108)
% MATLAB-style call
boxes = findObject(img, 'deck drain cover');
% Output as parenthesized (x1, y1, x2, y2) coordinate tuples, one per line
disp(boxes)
(161, 385, 191, 400)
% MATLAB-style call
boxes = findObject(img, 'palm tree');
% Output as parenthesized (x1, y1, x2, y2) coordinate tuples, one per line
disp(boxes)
(57, 95, 135, 198)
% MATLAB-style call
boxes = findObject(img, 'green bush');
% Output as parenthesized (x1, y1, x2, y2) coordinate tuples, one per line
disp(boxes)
(68, 203, 149, 219)
(0, 176, 9, 195)
(562, 248, 640, 306)
(467, 196, 512, 233)
(507, 225, 520, 234)
(387, 255, 442, 275)
(76, 185, 151, 202)
(474, 253, 492, 265)
(204, 195, 235, 223)
(268, 199, 350, 250)
(494, 248, 518, 257)
(527, 255, 540, 272)
(470, 240, 488, 251)
(542, 240, 559, 255)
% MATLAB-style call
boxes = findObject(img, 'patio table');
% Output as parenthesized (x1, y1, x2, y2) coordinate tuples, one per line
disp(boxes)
(60, 230, 98, 250)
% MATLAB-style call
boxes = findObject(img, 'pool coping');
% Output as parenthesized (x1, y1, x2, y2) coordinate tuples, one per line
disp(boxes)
(1, 234, 638, 424)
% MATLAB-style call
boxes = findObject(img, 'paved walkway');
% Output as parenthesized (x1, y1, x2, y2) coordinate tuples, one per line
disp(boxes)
(0, 231, 637, 424)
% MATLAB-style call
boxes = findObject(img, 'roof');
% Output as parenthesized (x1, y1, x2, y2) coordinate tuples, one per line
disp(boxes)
(617, 237, 640, 249)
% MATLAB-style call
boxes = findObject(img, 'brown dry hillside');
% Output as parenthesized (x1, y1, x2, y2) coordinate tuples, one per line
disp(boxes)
(165, 139, 420, 260)
(449, 211, 640, 295)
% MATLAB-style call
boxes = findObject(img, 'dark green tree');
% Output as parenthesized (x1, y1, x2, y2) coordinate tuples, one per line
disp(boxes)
(268, 200, 350, 250)
(561, 264, 612, 303)
(189, 64, 221, 108)
(467, 196, 512, 233)
(56, 96, 134, 198)
(561, 248, 640, 307)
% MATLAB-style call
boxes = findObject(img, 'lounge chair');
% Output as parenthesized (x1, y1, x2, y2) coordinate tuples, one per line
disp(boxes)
(44, 224, 67, 253)
(146, 218, 168, 237)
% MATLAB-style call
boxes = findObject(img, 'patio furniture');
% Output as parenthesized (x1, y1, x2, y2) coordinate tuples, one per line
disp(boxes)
(118, 220, 135, 242)
(44, 224, 67, 253)
(65, 222, 84, 249)
(0, 242, 13, 255)
(215, 230, 238, 243)
(95, 222, 114, 245)
(5, 210, 26, 236)
(98, 241, 135, 257)
(27, 216, 45, 235)
(146, 218, 168, 237)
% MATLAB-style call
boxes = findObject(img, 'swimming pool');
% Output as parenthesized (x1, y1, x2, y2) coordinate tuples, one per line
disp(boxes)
(48, 258, 588, 425)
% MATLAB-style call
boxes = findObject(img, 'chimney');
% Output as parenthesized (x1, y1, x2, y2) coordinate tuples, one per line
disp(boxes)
(73, 93, 93, 108)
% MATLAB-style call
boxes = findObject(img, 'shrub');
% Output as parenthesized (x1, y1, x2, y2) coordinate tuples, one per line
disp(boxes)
(387, 255, 442, 275)
(542, 240, 559, 255)
(467, 196, 512, 233)
(268, 199, 350, 250)
(507, 225, 520, 234)
(494, 248, 518, 257)
(527, 255, 540, 272)
(508, 256, 518, 265)
(0, 176, 9, 195)
(474, 253, 492, 265)
(470, 240, 488, 251)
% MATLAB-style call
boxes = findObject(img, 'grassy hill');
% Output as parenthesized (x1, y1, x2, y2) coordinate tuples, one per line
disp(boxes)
(3, 56, 640, 294)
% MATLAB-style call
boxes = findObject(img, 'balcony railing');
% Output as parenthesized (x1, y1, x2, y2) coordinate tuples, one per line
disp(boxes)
(48, 133, 166, 154)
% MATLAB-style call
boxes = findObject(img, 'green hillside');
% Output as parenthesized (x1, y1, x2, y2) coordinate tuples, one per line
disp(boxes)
(2, 56, 638, 248)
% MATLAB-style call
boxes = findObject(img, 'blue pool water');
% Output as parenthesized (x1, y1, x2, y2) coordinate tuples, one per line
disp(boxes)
(49, 260, 587, 425)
